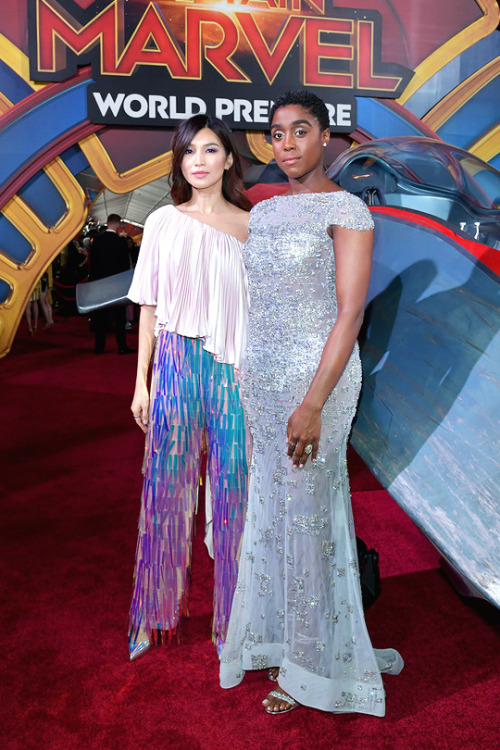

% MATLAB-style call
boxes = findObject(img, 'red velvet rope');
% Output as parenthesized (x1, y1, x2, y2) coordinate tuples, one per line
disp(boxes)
(52, 277, 89, 302)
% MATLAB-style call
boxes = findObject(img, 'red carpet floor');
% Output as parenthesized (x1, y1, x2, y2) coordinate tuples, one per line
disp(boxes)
(1, 314, 499, 750)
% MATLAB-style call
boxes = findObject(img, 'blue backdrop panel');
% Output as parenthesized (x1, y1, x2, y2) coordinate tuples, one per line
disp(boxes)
(352, 212, 500, 607)
(0, 60, 34, 104)
(60, 145, 90, 176)
(0, 278, 11, 304)
(0, 214, 33, 265)
(405, 35, 500, 120)
(355, 97, 427, 139)
(488, 153, 500, 170)
(436, 76, 500, 149)
(0, 80, 90, 194)
(18, 171, 68, 226)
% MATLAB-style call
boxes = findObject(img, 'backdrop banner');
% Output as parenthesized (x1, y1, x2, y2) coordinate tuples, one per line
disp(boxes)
(27, 0, 413, 131)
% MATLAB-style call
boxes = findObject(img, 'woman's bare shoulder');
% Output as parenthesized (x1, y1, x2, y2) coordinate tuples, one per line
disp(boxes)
(225, 204, 250, 235)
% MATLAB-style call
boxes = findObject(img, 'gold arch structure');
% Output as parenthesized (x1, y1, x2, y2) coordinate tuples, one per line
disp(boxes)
(0, 38, 87, 357)
(0, 162, 87, 356)
(469, 123, 500, 163)
(397, 0, 499, 106)
(245, 130, 273, 165)
(0, 34, 47, 95)
(245, 1, 500, 164)
(79, 134, 173, 193)
(2, 3, 500, 357)
(0, 34, 176, 358)
(423, 54, 500, 132)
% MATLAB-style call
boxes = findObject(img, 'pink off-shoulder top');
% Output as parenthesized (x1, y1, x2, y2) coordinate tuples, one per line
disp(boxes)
(127, 205, 249, 368)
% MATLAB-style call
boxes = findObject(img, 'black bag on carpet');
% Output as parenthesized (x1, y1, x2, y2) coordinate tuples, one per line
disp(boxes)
(356, 537, 381, 610)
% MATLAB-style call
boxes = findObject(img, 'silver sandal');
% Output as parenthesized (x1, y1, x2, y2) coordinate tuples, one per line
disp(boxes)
(264, 689, 299, 715)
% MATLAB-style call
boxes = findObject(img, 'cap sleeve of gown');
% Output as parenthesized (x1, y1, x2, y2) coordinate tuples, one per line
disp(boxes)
(330, 192, 374, 231)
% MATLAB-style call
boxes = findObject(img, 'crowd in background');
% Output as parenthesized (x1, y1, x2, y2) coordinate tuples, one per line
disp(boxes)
(24, 220, 141, 340)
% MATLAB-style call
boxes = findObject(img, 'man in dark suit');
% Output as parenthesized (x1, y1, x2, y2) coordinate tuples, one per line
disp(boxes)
(88, 214, 135, 354)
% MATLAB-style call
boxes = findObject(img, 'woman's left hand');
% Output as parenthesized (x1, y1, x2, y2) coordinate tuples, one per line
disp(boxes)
(286, 404, 321, 467)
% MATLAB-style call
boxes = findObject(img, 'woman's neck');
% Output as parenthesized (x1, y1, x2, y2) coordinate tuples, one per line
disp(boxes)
(181, 186, 229, 215)
(284, 161, 338, 195)
(287, 173, 337, 195)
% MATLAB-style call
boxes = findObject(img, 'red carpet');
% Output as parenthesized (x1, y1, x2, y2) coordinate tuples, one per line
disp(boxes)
(1, 315, 499, 750)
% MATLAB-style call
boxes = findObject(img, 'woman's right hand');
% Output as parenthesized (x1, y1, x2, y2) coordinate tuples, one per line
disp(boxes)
(286, 403, 322, 468)
(131, 383, 149, 434)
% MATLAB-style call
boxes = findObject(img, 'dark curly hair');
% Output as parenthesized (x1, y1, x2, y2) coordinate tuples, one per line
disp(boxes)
(169, 114, 251, 211)
(269, 90, 330, 132)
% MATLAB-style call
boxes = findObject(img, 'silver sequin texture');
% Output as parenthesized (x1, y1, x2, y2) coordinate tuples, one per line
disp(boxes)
(220, 192, 401, 717)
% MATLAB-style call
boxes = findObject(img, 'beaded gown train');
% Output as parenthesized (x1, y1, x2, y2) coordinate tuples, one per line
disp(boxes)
(219, 192, 403, 716)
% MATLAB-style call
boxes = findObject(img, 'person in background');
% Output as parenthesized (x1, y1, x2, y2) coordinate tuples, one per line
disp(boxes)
(87, 214, 134, 355)
(39, 265, 55, 330)
(127, 115, 251, 661)
(25, 281, 41, 335)
(55, 237, 88, 317)
(125, 235, 140, 267)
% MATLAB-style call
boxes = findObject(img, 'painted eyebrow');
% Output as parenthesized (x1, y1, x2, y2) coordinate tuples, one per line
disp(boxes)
(270, 119, 313, 130)
(187, 141, 220, 148)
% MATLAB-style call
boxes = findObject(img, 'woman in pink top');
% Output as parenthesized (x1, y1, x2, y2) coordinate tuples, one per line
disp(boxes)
(127, 115, 251, 660)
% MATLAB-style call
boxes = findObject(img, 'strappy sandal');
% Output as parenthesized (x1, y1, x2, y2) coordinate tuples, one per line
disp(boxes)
(263, 689, 299, 715)
(268, 667, 279, 682)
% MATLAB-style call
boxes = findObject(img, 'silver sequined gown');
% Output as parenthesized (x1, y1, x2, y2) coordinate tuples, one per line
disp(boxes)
(219, 192, 403, 716)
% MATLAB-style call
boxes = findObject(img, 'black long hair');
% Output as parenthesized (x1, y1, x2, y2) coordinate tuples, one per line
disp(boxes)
(169, 115, 251, 210)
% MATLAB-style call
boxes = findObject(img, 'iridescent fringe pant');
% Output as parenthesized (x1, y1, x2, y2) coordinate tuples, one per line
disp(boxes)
(129, 332, 248, 646)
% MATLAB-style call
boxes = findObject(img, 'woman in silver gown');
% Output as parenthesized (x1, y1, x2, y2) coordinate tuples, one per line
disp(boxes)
(220, 91, 403, 716)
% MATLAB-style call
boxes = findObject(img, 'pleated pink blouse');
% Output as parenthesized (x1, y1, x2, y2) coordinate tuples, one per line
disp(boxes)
(127, 205, 249, 368)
